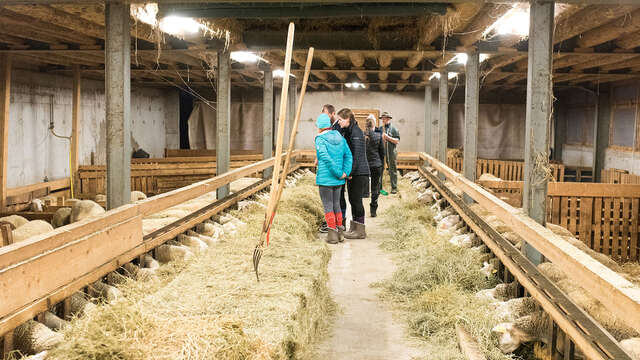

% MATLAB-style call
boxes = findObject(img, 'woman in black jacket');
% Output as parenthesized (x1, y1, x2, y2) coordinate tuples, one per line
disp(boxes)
(364, 116, 384, 218)
(336, 108, 370, 239)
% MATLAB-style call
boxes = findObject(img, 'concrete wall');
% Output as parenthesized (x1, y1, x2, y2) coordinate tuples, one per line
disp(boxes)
(562, 144, 640, 175)
(295, 90, 428, 151)
(8, 70, 179, 187)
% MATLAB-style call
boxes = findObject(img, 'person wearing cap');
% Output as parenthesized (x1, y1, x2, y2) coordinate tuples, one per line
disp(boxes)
(314, 113, 353, 244)
(364, 114, 384, 217)
(381, 112, 400, 194)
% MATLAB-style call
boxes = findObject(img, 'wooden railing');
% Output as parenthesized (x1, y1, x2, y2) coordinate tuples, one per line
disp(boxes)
(447, 156, 565, 182)
(0, 152, 295, 336)
(295, 149, 422, 170)
(602, 168, 640, 184)
(419, 152, 640, 339)
(5, 178, 71, 211)
(78, 156, 264, 197)
(164, 148, 263, 159)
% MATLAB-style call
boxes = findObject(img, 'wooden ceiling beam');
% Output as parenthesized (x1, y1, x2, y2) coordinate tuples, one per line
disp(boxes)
(458, 4, 511, 47)
(577, 8, 640, 48)
(418, 2, 482, 48)
(600, 56, 640, 72)
(0, 9, 98, 45)
(318, 52, 337, 68)
(4, 5, 105, 39)
(554, 5, 638, 44)
(615, 31, 640, 50)
(571, 53, 638, 71)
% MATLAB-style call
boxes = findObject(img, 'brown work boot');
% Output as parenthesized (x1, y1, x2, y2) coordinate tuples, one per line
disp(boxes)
(326, 228, 340, 244)
(343, 220, 366, 239)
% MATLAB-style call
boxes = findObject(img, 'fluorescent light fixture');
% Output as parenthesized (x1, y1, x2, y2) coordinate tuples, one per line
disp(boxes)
(273, 69, 295, 78)
(429, 73, 440, 80)
(448, 72, 458, 79)
(159, 16, 202, 36)
(480, 54, 489, 63)
(456, 53, 468, 65)
(345, 82, 365, 89)
(231, 51, 265, 64)
(496, 9, 529, 36)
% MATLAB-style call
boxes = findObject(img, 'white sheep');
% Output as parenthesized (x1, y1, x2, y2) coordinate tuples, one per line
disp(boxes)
(177, 234, 208, 252)
(143, 254, 160, 269)
(94, 194, 106, 202)
(492, 297, 538, 322)
(479, 173, 501, 181)
(131, 190, 147, 202)
(12, 220, 54, 243)
(492, 311, 550, 353)
(13, 320, 63, 355)
(196, 221, 223, 238)
(621, 338, 640, 360)
(476, 282, 518, 302)
(30, 199, 45, 212)
(51, 207, 72, 228)
(449, 233, 475, 248)
(186, 230, 218, 246)
(41, 311, 67, 331)
(70, 200, 105, 223)
(68, 292, 96, 317)
(0, 214, 28, 230)
(122, 262, 157, 281)
(88, 280, 121, 302)
(155, 244, 194, 263)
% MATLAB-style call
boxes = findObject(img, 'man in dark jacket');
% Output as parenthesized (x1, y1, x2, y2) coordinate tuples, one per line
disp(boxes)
(364, 115, 384, 217)
(381, 112, 400, 194)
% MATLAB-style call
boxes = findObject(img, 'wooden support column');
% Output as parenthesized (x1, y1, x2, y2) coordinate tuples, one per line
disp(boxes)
(438, 71, 448, 165)
(523, 0, 555, 264)
(71, 65, 81, 196)
(216, 50, 231, 199)
(552, 103, 565, 163)
(263, 68, 274, 179)
(463, 52, 479, 203)
(593, 86, 611, 182)
(424, 84, 432, 155)
(105, 2, 131, 210)
(0, 54, 9, 211)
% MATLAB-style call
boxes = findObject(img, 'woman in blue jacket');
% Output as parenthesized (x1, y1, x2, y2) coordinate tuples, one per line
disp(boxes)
(315, 113, 353, 244)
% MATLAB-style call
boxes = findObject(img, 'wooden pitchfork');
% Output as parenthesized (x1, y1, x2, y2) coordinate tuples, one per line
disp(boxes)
(253, 24, 313, 281)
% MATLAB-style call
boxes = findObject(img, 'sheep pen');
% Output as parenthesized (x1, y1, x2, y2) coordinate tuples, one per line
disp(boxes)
(38, 172, 334, 360)
(373, 176, 514, 360)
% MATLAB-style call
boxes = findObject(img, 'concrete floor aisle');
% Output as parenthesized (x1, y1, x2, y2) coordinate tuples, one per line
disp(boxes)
(316, 191, 424, 360)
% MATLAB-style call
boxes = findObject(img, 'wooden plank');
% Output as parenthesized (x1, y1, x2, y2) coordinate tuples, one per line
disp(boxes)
(631, 198, 639, 261)
(0, 212, 143, 321)
(552, 196, 561, 224)
(622, 198, 631, 262)
(569, 196, 577, 235)
(0, 54, 10, 211)
(580, 197, 593, 248)
(548, 182, 640, 198)
(0, 223, 12, 246)
(421, 152, 640, 333)
(603, 198, 612, 256)
(594, 197, 603, 253)
(71, 65, 80, 197)
(561, 196, 569, 229)
(6, 178, 70, 198)
(613, 198, 621, 261)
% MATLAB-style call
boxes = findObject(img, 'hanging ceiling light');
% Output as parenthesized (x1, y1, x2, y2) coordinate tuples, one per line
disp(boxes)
(345, 82, 365, 89)
(230, 51, 265, 64)
(159, 16, 202, 35)
(273, 69, 296, 78)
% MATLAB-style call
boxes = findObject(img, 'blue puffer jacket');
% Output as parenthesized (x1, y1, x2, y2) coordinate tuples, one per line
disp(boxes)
(315, 130, 353, 186)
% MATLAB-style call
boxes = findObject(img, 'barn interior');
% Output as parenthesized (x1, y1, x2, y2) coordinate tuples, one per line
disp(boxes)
(2, 1, 640, 359)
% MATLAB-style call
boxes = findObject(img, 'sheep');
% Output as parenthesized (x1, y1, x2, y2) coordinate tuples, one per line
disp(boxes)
(155, 244, 194, 263)
(186, 230, 218, 246)
(492, 311, 551, 353)
(417, 190, 435, 205)
(41, 311, 67, 331)
(449, 233, 475, 248)
(105, 271, 128, 286)
(13, 320, 63, 355)
(476, 282, 519, 302)
(94, 194, 106, 202)
(621, 338, 640, 360)
(68, 292, 97, 317)
(479, 173, 501, 182)
(492, 297, 538, 322)
(480, 261, 497, 279)
(196, 221, 223, 238)
(51, 207, 72, 228)
(0, 214, 29, 230)
(502, 231, 523, 250)
(30, 199, 44, 212)
(12, 220, 54, 243)
(177, 234, 208, 252)
(88, 280, 121, 302)
(437, 215, 461, 234)
(131, 190, 147, 202)
(122, 262, 157, 281)
(143, 254, 159, 269)
(69, 200, 105, 223)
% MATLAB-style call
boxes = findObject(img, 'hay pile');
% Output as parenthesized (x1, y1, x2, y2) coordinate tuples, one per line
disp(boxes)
(48, 173, 333, 360)
(374, 179, 512, 360)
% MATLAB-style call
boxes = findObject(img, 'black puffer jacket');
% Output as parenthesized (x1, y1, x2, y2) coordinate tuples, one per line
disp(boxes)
(341, 122, 370, 177)
(365, 129, 384, 169)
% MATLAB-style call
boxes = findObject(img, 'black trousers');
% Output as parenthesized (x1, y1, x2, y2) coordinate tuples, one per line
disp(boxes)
(369, 166, 382, 211)
(343, 175, 368, 222)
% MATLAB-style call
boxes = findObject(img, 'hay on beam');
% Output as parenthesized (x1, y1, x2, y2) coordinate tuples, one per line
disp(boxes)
(554, 5, 636, 44)
(577, 8, 640, 48)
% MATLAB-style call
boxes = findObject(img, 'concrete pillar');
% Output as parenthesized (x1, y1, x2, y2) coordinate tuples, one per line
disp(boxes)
(216, 51, 231, 199)
(463, 52, 479, 203)
(71, 65, 81, 196)
(105, 2, 131, 210)
(593, 86, 611, 182)
(523, 0, 555, 264)
(438, 71, 448, 165)
(0, 55, 10, 211)
(262, 69, 274, 179)
(424, 84, 432, 155)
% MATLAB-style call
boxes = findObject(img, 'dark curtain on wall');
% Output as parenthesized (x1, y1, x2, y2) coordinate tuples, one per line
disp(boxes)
(179, 90, 194, 149)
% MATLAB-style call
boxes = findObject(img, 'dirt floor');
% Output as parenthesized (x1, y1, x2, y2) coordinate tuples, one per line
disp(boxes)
(315, 189, 424, 360)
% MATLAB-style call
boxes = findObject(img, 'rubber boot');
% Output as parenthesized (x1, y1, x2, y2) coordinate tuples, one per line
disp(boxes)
(343, 220, 366, 239)
(337, 225, 345, 242)
(370, 206, 377, 218)
(326, 228, 340, 244)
